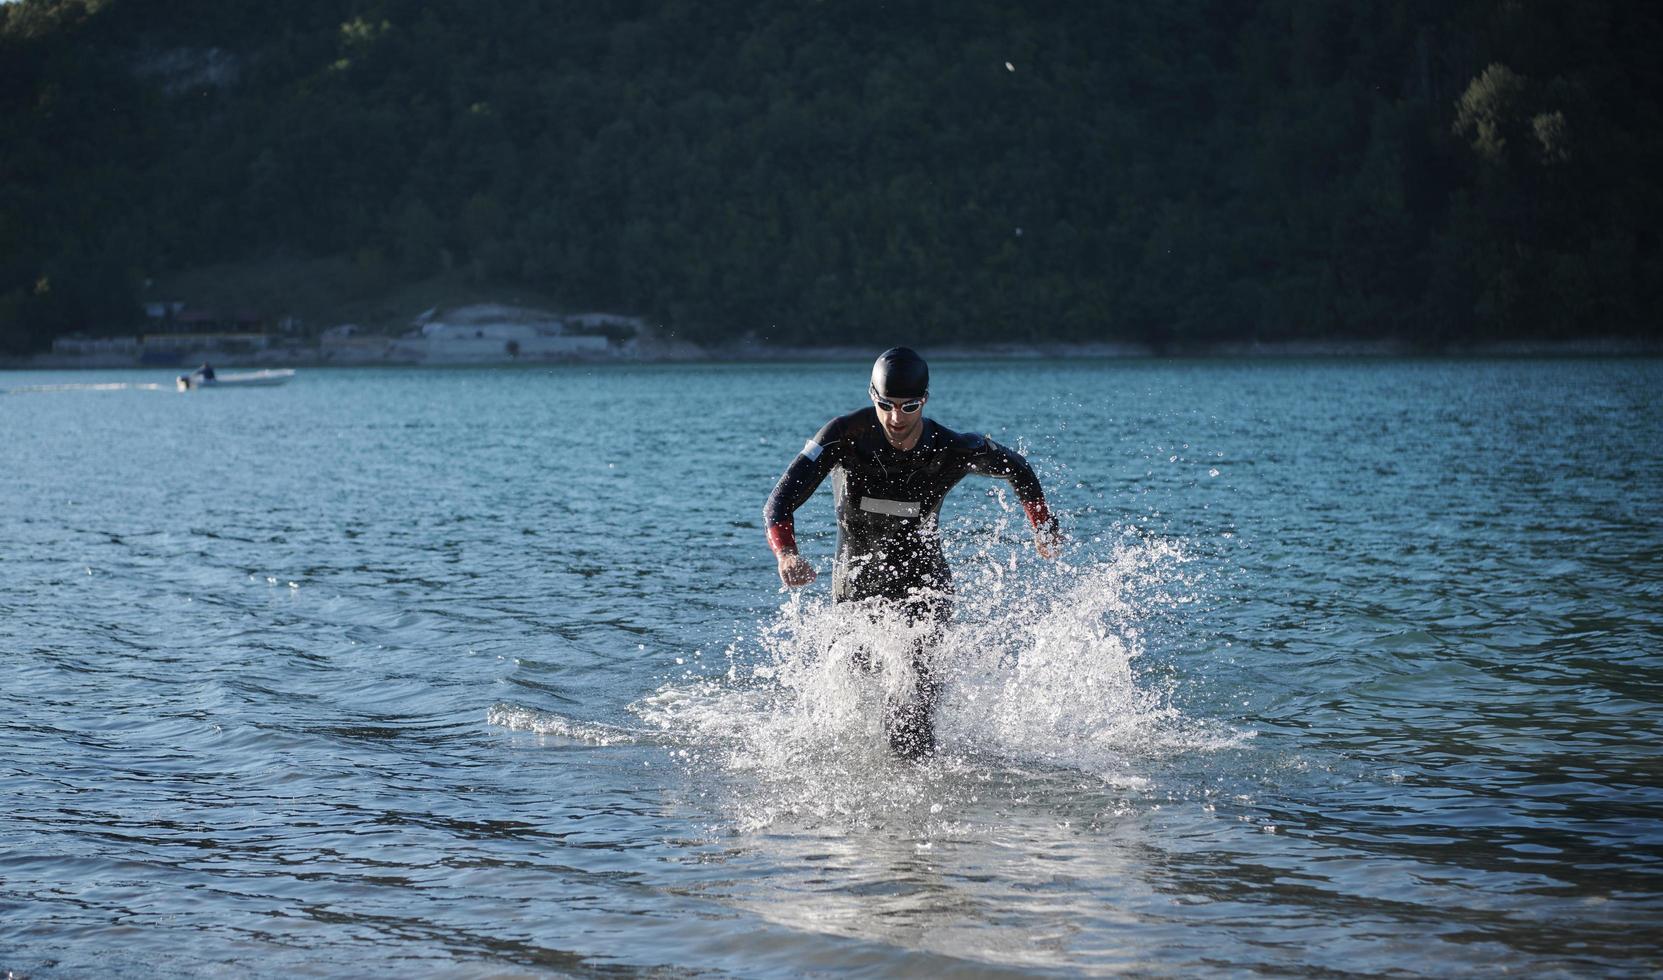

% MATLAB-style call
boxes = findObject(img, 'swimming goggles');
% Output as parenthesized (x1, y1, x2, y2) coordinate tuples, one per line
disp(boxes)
(870, 384, 924, 414)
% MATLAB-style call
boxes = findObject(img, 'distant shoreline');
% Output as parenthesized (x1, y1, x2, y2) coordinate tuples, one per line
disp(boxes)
(699, 337, 1663, 361)
(4, 335, 1660, 371)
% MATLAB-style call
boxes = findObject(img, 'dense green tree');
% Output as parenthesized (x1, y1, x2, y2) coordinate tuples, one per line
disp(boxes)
(0, 0, 1658, 353)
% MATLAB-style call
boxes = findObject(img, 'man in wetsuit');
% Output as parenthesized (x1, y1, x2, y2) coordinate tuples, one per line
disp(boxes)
(763, 347, 1062, 759)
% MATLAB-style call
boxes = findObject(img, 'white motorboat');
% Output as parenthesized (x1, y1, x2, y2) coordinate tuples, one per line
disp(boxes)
(177, 368, 296, 391)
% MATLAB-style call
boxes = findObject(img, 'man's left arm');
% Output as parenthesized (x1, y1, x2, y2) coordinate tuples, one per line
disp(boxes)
(962, 435, 1063, 558)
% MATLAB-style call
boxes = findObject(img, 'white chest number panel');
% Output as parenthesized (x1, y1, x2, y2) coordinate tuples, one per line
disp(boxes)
(858, 496, 921, 518)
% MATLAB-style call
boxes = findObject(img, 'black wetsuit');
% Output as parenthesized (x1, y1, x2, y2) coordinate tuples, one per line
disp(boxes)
(763, 408, 1054, 756)
(766, 407, 1050, 604)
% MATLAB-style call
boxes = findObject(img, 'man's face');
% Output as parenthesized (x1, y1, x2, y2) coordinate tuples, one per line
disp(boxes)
(870, 384, 926, 446)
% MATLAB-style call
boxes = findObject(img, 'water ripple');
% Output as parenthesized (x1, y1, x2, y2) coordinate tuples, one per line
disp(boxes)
(3, 361, 1661, 976)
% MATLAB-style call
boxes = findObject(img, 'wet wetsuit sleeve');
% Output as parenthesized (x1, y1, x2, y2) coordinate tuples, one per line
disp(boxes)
(963, 436, 1057, 532)
(762, 418, 845, 554)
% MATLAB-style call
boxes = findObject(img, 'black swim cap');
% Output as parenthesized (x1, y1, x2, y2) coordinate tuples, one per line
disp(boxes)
(870, 347, 929, 399)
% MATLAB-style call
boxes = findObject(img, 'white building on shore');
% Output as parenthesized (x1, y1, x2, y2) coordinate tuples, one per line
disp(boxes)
(417, 321, 606, 360)
(403, 305, 611, 362)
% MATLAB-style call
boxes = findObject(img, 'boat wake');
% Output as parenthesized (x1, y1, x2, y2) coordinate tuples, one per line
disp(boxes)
(3, 381, 170, 394)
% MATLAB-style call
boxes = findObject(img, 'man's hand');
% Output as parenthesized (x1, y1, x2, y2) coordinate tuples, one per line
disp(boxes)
(777, 551, 817, 587)
(1034, 522, 1064, 560)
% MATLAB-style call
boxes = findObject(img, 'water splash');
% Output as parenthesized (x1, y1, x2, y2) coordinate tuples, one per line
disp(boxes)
(631, 532, 1246, 831)
(486, 703, 646, 746)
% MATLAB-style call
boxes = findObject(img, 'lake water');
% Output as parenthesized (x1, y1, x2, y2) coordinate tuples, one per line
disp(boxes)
(2, 358, 1660, 977)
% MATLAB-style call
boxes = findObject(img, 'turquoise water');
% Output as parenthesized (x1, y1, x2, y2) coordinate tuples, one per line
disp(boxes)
(2, 359, 1660, 976)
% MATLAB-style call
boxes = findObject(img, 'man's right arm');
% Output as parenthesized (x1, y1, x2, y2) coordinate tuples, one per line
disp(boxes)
(763, 419, 843, 587)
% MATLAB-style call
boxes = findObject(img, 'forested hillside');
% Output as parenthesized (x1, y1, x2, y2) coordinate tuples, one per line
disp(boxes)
(2, 0, 1658, 353)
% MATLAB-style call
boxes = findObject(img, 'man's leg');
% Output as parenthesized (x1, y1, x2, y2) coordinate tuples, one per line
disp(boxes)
(884, 651, 938, 759)
(884, 592, 949, 760)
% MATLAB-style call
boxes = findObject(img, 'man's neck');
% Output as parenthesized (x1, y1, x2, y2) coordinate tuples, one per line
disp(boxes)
(881, 417, 926, 451)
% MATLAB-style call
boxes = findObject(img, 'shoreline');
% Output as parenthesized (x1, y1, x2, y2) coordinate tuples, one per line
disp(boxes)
(4, 336, 1659, 371)
(702, 337, 1663, 361)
